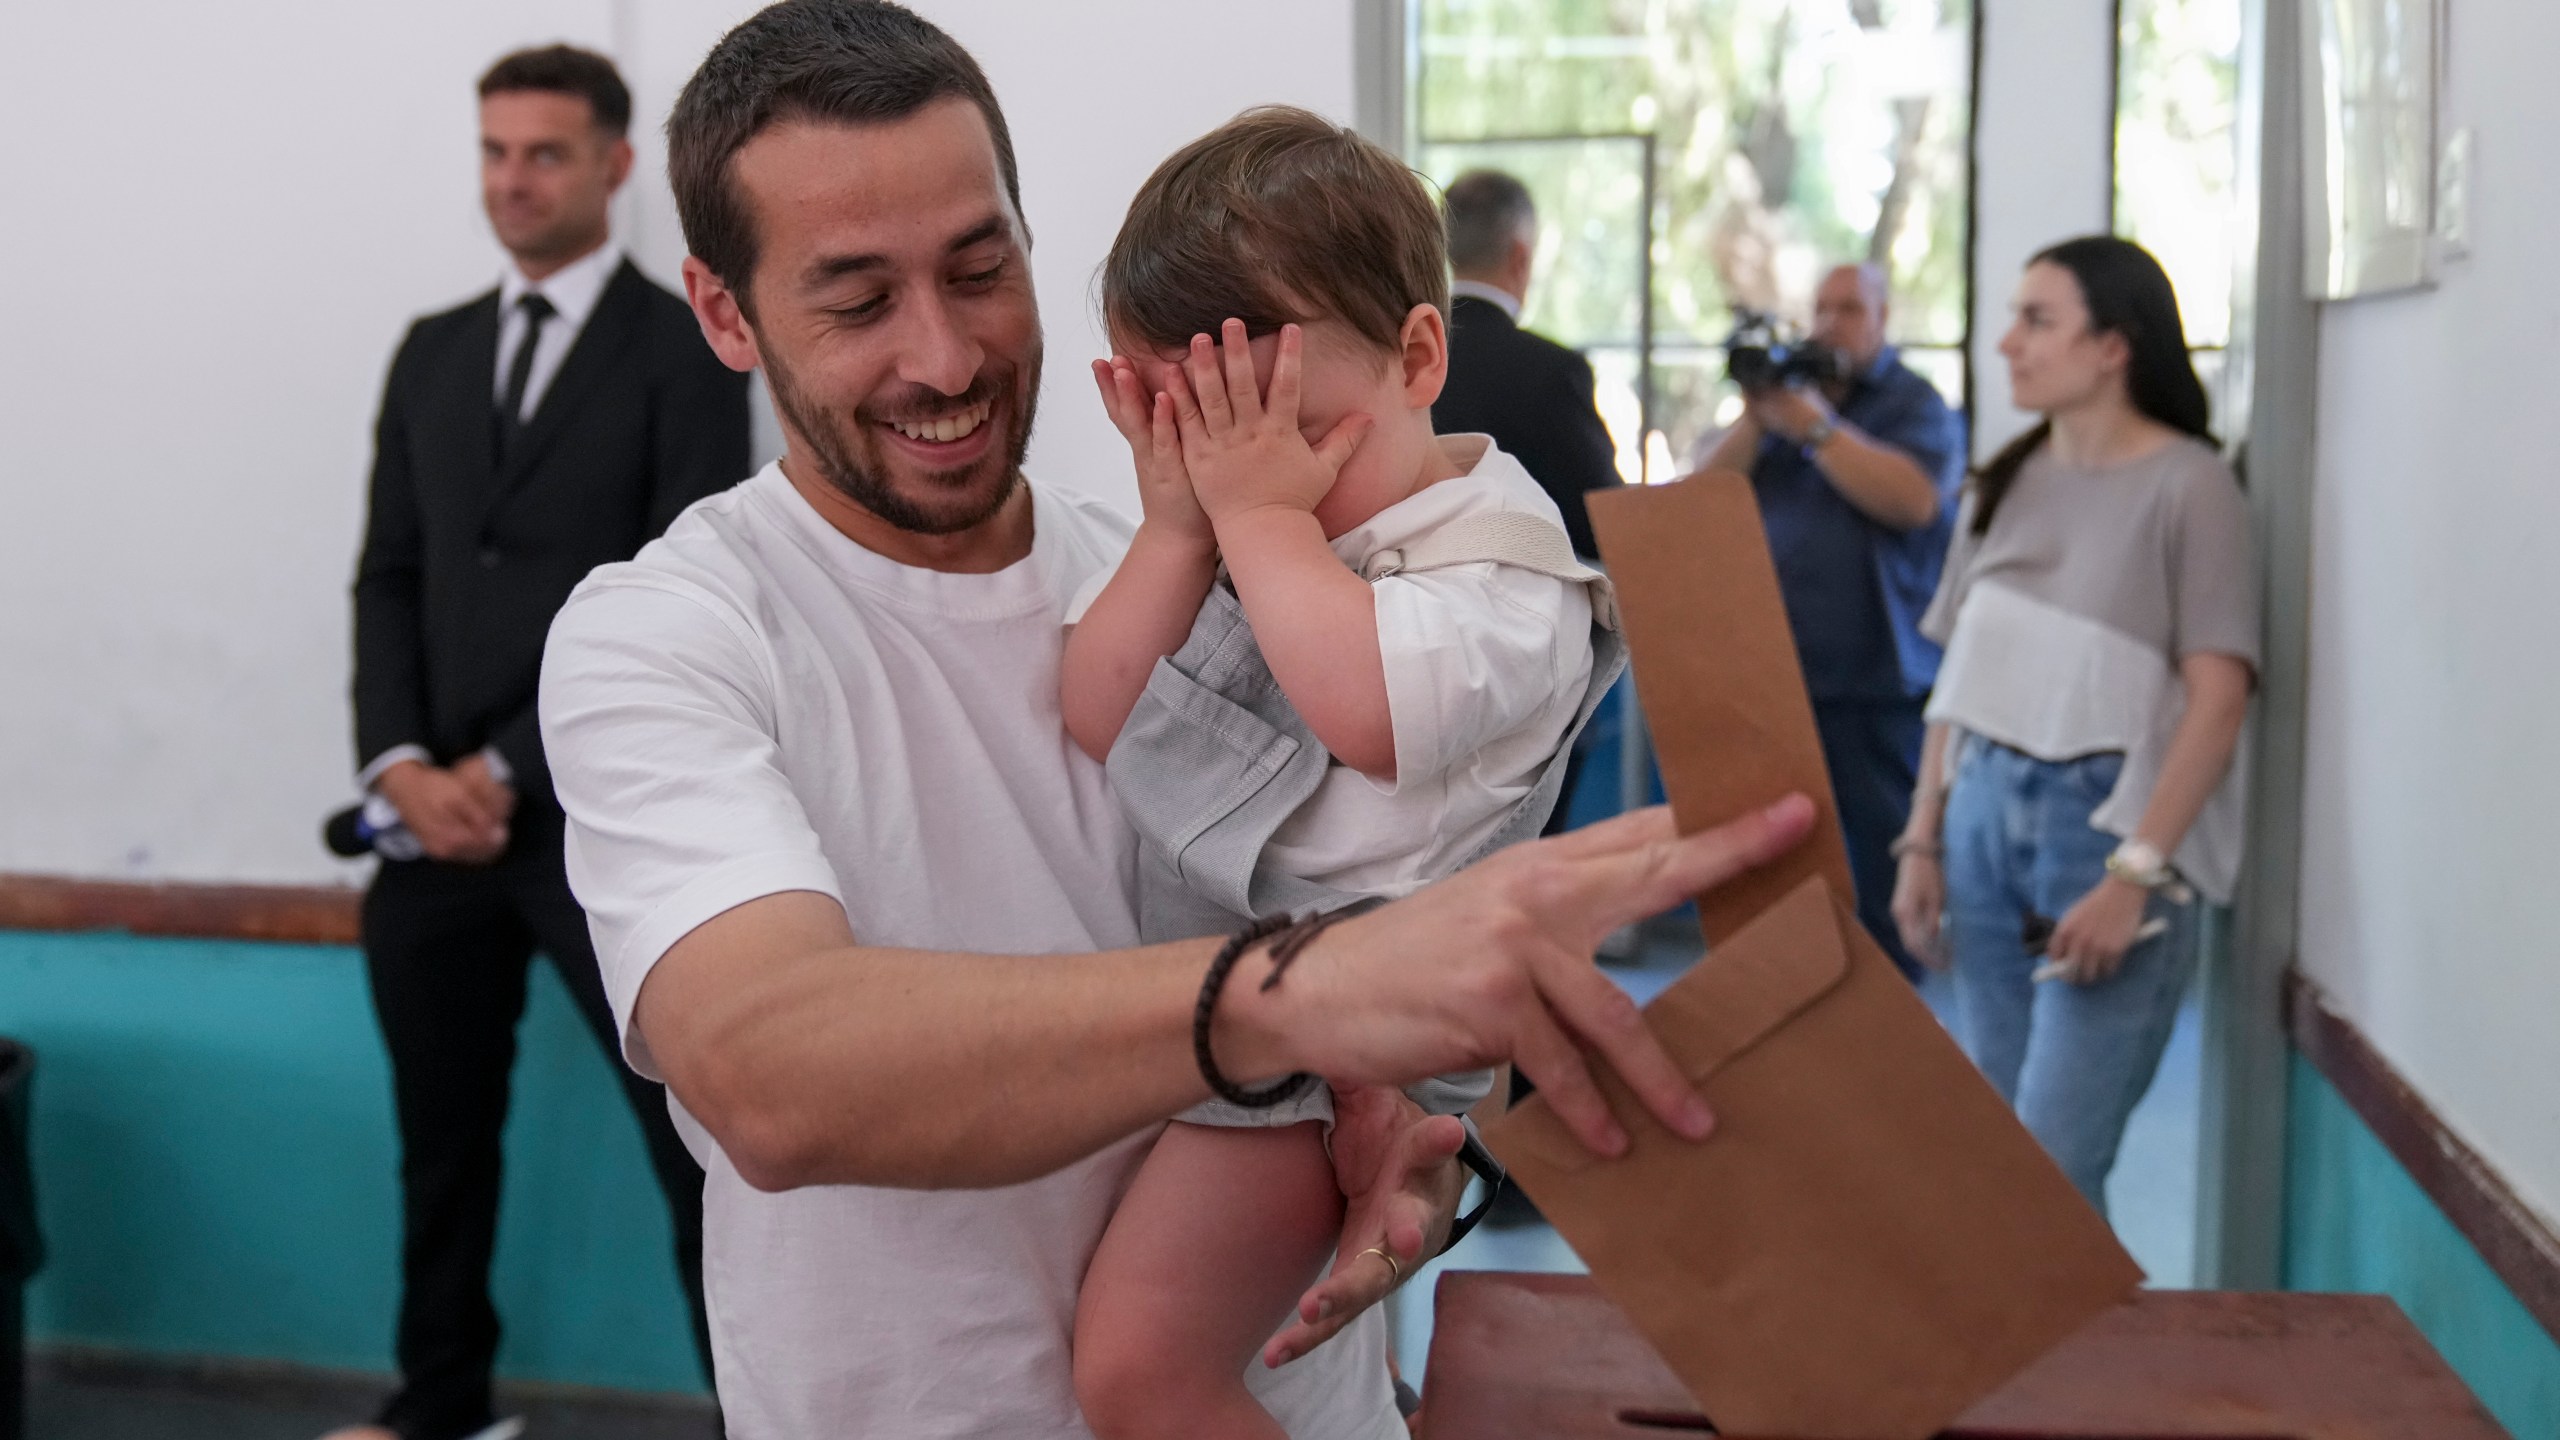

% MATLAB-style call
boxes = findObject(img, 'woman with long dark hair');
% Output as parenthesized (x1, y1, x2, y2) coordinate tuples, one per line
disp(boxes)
(1890, 236, 2257, 1212)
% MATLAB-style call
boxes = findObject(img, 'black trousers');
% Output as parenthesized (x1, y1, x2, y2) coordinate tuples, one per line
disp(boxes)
(1811, 696, 1930, 982)
(361, 804, 710, 1440)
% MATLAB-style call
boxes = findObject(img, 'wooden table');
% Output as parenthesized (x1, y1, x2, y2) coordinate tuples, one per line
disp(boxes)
(1417, 1271, 2511, 1439)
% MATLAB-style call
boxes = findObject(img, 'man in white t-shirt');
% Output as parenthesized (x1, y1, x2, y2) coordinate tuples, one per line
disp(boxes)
(537, 5, 1813, 1437)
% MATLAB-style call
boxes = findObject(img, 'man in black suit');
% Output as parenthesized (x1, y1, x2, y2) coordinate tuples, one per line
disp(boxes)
(1436, 176, 1631, 1223)
(1433, 169, 1623, 562)
(333, 45, 746, 1440)
(1436, 170, 1623, 861)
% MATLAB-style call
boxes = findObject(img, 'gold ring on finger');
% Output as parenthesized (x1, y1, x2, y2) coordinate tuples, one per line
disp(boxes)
(1358, 1245, 1402, 1286)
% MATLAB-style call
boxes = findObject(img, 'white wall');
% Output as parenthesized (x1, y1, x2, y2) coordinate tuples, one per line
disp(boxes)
(0, 1, 1353, 885)
(0, 0, 2143, 888)
(2294, 1, 2560, 1228)
(0, 1, 620, 886)
(1968, 0, 2117, 460)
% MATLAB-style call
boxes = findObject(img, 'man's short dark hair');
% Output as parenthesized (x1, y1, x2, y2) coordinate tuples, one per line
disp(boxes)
(667, 0, 1024, 314)
(1443, 169, 1536, 274)
(478, 44, 632, 138)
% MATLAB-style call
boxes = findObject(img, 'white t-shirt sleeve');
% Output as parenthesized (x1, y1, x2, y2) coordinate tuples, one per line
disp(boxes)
(1372, 562, 1593, 789)
(540, 577, 846, 1079)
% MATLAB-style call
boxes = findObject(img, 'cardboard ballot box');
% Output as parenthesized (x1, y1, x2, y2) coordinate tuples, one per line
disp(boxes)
(1463, 476, 2502, 1439)
(1477, 476, 2143, 1437)
(1416, 1271, 2510, 1439)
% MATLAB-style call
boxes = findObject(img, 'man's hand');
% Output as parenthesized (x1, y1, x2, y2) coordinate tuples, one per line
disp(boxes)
(1745, 384, 1833, 446)
(1262, 1087, 1465, 1369)
(1169, 319, 1372, 526)
(1222, 796, 1817, 1159)
(451, 751, 517, 826)
(1092, 355, 1213, 556)
(375, 758, 508, 864)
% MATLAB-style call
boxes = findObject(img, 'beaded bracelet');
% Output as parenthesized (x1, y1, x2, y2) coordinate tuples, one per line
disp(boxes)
(1191, 901, 1377, 1108)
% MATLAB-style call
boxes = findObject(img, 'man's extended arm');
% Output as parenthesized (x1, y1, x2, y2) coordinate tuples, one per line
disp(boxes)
(636, 800, 1814, 1193)
(544, 559, 1811, 1192)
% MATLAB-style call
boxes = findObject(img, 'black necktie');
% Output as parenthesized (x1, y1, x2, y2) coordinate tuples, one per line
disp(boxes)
(497, 292, 557, 453)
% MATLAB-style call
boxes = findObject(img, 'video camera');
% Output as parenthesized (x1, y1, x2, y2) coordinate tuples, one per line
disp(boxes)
(1723, 308, 1849, 393)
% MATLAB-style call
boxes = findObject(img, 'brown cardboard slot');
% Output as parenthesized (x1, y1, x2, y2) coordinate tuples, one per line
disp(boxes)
(1477, 473, 2146, 1440)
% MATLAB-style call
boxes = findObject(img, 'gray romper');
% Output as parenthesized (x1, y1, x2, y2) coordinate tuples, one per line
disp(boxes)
(1106, 509, 1627, 1127)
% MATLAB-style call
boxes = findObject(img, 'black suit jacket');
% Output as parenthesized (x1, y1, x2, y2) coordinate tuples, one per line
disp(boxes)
(1433, 293, 1622, 558)
(352, 258, 750, 804)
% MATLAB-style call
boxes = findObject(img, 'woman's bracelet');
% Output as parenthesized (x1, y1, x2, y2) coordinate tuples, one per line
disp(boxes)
(1191, 901, 1378, 1109)
(1888, 834, 1944, 861)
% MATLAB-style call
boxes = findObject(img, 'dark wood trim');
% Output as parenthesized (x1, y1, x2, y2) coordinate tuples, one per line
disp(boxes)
(2287, 970, 2560, 1347)
(0, 873, 360, 946)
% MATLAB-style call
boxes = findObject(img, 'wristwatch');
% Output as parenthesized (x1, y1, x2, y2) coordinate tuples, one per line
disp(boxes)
(2105, 838, 2175, 889)
(1800, 416, 1838, 452)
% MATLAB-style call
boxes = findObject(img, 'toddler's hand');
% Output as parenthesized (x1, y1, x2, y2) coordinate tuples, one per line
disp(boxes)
(1091, 356, 1211, 552)
(1167, 319, 1372, 527)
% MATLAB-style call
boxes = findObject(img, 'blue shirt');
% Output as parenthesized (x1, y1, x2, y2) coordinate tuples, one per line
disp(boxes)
(1748, 347, 1966, 701)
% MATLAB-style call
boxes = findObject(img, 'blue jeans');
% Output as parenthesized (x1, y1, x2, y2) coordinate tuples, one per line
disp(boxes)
(1942, 739, 2198, 1216)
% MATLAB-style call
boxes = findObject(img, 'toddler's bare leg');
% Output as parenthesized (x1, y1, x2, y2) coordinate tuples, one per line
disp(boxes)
(1075, 1120, 1345, 1440)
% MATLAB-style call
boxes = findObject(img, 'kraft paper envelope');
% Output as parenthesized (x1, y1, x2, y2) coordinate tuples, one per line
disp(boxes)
(1478, 474, 2143, 1440)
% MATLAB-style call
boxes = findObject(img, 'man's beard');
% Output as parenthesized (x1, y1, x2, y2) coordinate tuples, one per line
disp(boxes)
(761, 339, 1041, 538)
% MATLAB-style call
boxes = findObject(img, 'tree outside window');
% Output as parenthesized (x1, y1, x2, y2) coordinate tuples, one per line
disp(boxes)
(1411, 0, 1976, 478)
(2114, 0, 2241, 420)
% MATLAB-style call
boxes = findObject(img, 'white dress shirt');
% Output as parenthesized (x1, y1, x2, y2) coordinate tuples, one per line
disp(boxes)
(495, 240, 623, 420)
(1449, 277, 1524, 321)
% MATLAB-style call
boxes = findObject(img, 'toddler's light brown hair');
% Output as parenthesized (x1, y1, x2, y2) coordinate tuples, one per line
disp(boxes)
(1101, 106, 1449, 358)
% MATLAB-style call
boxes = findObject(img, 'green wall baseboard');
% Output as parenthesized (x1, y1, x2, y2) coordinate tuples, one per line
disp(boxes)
(0, 930, 705, 1397)
(2285, 1052, 2560, 1438)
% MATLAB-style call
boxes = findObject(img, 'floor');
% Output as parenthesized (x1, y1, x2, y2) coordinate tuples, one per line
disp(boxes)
(20, 1350, 718, 1440)
(20, 925, 2203, 1435)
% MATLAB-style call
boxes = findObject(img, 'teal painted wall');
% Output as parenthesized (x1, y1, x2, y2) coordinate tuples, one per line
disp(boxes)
(0, 930, 705, 1395)
(2284, 1052, 2560, 1438)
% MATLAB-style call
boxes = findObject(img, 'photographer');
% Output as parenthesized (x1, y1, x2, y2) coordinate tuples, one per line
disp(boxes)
(1694, 263, 1964, 979)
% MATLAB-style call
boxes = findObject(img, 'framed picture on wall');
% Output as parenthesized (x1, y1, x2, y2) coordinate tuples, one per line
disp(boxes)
(2299, 0, 2438, 298)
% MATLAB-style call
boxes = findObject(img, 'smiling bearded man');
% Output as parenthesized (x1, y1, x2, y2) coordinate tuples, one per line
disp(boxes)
(533, 3, 1811, 1438)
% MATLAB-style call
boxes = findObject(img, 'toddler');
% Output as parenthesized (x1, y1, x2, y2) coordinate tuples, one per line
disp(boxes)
(1060, 107, 1620, 1439)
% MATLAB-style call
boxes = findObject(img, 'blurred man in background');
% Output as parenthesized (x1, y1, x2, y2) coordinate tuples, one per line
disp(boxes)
(332, 44, 747, 1440)
(1694, 262, 1964, 981)
(1434, 168, 1623, 851)
(1434, 169, 1622, 563)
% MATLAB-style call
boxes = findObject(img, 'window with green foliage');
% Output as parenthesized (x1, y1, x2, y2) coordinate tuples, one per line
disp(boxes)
(2114, 0, 2240, 415)
(1410, 0, 1976, 479)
